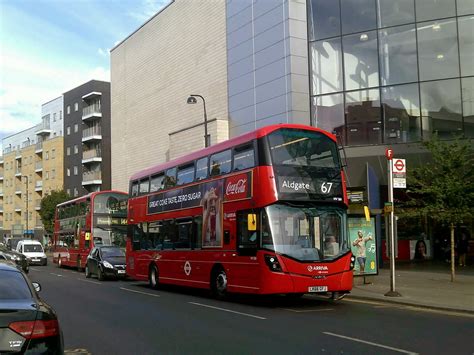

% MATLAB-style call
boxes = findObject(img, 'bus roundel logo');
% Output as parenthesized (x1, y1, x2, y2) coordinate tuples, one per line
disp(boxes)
(184, 261, 192, 276)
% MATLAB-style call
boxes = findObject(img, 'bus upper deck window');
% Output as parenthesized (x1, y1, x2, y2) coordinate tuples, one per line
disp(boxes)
(233, 144, 255, 171)
(139, 179, 149, 194)
(210, 149, 231, 176)
(195, 157, 208, 181)
(164, 168, 177, 188)
(131, 182, 139, 197)
(177, 163, 195, 185)
(150, 174, 164, 192)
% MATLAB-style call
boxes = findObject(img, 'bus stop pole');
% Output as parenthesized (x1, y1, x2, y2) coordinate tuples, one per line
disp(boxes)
(385, 155, 401, 297)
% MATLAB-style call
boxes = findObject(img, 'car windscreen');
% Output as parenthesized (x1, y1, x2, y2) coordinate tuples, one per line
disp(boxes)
(0, 270, 32, 299)
(23, 244, 44, 253)
(101, 248, 125, 258)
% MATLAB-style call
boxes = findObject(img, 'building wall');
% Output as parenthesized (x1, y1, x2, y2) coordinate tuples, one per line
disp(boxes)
(227, 0, 310, 136)
(111, 0, 228, 192)
(63, 80, 111, 196)
(41, 96, 64, 138)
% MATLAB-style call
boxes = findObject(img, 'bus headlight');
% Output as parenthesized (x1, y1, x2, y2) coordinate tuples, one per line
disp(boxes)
(103, 261, 114, 269)
(350, 255, 355, 270)
(264, 254, 282, 272)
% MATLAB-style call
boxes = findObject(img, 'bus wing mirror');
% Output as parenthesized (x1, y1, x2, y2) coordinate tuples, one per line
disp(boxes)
(248, 214, 257, 231)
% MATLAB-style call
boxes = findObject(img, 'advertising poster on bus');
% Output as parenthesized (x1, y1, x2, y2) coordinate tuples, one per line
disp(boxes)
(349, 217, 377, 276)
(201, 180, 224, 248)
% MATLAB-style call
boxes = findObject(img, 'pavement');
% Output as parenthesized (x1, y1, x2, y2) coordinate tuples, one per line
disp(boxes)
(348, 261, 474, 313)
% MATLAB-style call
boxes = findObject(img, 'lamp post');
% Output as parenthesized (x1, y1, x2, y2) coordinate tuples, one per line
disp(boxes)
(187, 94, 210, 147)
(23, 175, 29, 238)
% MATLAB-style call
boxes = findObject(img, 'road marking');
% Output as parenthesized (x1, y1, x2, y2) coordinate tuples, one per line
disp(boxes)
(281, 308, 334, 313)
(189, 302, 266, 320)
(119, 287, 160, 297)
(323, 332, 418, 354)
(77, 278, 101, 285)
(30, 267, 41, 271)
(50, 273, 64, 277)
(344, 298, 385, 306)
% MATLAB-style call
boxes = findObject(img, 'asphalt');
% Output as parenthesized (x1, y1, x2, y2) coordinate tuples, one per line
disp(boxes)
(349, 261, 474, 313)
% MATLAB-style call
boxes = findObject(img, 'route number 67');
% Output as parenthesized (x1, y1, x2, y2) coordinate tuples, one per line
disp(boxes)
(321, 182, 333, 194)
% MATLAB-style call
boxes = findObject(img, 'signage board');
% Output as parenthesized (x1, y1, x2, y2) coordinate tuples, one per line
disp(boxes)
(349, 217, 378, 276)
(392, 158, 406, 189)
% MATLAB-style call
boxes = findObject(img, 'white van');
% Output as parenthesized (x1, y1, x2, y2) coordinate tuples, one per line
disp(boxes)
(16, 240, 48, 266)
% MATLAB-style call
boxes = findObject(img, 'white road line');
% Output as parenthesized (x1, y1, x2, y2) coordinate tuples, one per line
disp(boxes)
(323, 332, 418, 354)
(189, 302, 266, 320)
(77, 278, 101, 285)
(49, 273, 64, 277)
(29, 267, 41, 271)
(119, 287, 160, 298)
(281, 308, 334, 313)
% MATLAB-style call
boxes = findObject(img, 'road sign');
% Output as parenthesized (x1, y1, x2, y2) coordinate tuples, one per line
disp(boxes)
(392, 158, 406, 188)
(385, 148, 393, 160)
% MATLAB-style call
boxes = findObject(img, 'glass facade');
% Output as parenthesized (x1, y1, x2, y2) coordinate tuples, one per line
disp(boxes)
(308, 0, 474, 145)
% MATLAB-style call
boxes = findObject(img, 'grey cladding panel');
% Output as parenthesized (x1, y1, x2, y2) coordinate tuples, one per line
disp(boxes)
(228, 56, 254, 81)
(227, 22, 253, 50)
(254, 22, 285, 52)
(229, 71, 255, 96)
(254, 4, 285, 34)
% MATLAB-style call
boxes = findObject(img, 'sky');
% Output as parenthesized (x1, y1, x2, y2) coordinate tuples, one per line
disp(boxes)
(0, 0, 169, 150)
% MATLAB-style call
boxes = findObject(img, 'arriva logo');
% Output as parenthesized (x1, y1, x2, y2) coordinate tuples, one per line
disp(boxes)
(307, 265, 328, 272)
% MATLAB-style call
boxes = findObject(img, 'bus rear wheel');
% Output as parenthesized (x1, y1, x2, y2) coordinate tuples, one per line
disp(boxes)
(212, 268, 227, 299)
(149, 266, 159, 290)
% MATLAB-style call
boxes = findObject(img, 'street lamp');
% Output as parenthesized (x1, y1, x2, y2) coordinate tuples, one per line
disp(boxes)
(187, 94, 210, 147)
(23, 175, 29, 238)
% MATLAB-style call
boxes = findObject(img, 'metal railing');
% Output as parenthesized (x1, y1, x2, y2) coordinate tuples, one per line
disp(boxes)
(83, 148, 102, 160)
(35, 141, 43, 150)
(35, 181, 43, 188)
(83, 171, 102, 182)
(83, 102, 102, 117)
(82, 126, 102, 138)
(35, 162, 43, 170)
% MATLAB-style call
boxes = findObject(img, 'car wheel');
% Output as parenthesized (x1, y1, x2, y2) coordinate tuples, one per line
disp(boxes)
(212, 267, 227, 299)
(97, 266, 105, 281)
(85, 265, 91, 278)
(43, 259, 48, 266)
(149, 265, 159, 290)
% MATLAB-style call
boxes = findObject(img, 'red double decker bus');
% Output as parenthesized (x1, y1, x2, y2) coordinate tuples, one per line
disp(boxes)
(127, 124, 354, 298)
(53, 190, 128, 269)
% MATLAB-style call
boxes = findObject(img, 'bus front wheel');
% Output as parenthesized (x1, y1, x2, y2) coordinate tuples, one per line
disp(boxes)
(149, 266, 159, 290)
(212, 267, 227, 299)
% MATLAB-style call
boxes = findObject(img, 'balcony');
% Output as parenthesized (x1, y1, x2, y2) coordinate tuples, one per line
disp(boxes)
(35, 141, 43, 153)
(15, 188, 22, 195)
(36, 218, 43, 227)
(35, 181, 43, 192)
(0, 203, 3, 212)
(35, 200, 41, 211)
(35, 162, 43, 172)
(82, 171, 102, 186)
(82, 103, 102, 121)
(15, 169, 22, 177)
(0, 190, 3, 196)
(82, 148, 102, 164)
(15, 205, 22, 212)
(82, 126, 102, 142)
(15, 152, 21, 160)
(36, 122, 52, 136)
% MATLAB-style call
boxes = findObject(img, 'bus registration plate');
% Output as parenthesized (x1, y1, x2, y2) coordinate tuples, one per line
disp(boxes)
(308, 286, 328, 292)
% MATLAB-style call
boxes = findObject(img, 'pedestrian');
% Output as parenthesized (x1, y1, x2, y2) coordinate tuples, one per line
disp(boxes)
(457, 233, 469, 267)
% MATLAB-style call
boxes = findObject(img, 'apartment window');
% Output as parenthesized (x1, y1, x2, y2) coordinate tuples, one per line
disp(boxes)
(53, 113, 56, 122)
(66, 147, 71, 156)
(60, 110, 62, 119)
(74, 123, 78, 133)
(74, 102, 79, 111)
(67, 188, 70, 196)
(74, 145, 78, 154)
(74, 166, 78, 175)
(74, 188, 78, 197)
(67, 105, 70, 114)
(67, 126, 71, 135)
(67, 168, 71, 177)
(51, 149, 55, 159)
(52, 169, 56, 179)
(45, 151, 49, 160)
(46, 171, 49, 180)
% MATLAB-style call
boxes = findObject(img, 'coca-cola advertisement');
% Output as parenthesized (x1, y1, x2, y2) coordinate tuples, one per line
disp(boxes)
(224, 172, 252, 202)
(201, 180, 223, 247)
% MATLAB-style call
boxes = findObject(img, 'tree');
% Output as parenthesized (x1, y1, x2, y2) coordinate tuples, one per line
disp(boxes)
(401, 135, 474, 281)
(39, 190, 70, 234)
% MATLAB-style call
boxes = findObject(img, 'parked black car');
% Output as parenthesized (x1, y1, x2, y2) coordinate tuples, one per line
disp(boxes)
(0, 245, 29, 273)
(0, 262, 63, 354)
(85, 246, 126, 280)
